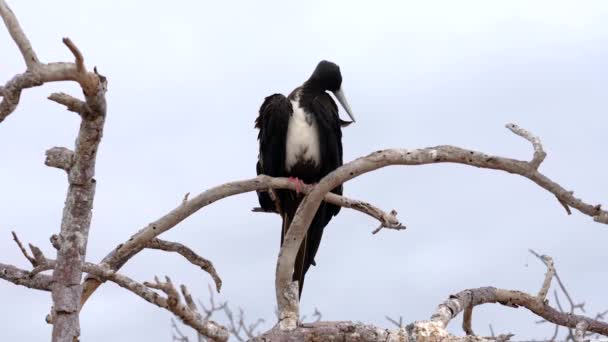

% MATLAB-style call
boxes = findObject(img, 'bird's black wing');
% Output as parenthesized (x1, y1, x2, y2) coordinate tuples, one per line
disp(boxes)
(311, 92, 344, 218)
(255, 94, 292, 212)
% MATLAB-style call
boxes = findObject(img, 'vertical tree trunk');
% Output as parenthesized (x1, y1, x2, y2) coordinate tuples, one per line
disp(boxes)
(51, 95, 107, 342)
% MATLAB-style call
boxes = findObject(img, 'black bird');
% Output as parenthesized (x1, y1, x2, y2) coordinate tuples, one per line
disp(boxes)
(255, 60, 355, 298)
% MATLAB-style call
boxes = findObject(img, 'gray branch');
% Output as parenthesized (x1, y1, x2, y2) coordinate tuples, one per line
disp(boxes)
(48, 92, 88, 116)
(275, 123, 608, 326)
(44, 147, 75, 172)
(0, 0, 39, 69)
(431, 286, 608, 337)
(0, 262, 53, 291)
(536, 254, 555, 301)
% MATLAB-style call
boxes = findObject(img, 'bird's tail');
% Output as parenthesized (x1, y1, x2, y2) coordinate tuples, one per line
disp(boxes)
(280, 194, 327, 299)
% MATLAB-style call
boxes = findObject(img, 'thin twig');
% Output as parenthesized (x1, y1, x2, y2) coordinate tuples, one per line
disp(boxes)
(145, 238, 222, 292)
(62, 38, 84, 73)
(463, 299, 474, 335)
(11, 231, 36, 266)
(534, 253, 555, 301)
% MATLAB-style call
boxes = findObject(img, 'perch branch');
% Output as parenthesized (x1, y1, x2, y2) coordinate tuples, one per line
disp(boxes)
(80, 175, 403, 307)
(145, 238, 222, 292)
(253, 185, 405, 234)
(275, 123, 608, 323)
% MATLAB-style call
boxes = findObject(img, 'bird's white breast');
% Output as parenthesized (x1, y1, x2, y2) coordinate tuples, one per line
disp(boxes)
(285, 99, 320, 171)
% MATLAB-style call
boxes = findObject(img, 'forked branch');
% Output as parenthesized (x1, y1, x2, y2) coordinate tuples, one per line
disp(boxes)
(80, 176, 403, 307)
(275, 123, 608, 326)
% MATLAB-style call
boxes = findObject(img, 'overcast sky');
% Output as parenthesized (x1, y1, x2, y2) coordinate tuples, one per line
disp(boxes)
(1, 1, 607, 341)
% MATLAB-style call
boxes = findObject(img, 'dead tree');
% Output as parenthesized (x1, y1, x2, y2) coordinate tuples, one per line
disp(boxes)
(0, 2, 607, 341)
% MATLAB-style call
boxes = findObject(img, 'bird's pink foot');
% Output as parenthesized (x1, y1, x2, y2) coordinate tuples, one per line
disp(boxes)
(288, 177, 303, 194)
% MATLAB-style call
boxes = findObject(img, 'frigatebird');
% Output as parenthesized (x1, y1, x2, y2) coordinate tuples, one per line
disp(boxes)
(255, 60, 355, 298)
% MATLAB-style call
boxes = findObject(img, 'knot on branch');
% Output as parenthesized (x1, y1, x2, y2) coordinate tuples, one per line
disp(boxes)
(278, 281, 300, 331)
(372, 209, 405, 234)
(45, 147, 74, 171)
(594, 212, 608, 224)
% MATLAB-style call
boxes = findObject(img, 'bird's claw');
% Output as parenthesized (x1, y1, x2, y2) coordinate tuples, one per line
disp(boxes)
(288, 177, 303, 194)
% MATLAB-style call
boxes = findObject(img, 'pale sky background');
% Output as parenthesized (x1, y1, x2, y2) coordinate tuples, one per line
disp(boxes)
(1, 1, 607, 341)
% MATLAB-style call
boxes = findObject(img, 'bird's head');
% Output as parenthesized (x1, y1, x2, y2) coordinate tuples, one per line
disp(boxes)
(307, 60, 356, 123)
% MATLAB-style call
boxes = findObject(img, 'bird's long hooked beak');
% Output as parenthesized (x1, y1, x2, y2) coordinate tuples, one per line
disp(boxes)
(332, 88, 356, 123)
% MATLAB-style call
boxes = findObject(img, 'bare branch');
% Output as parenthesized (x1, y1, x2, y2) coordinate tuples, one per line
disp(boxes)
(29, 243, 47, 266)
(371, 210, 404, 234)
(505, 123, 546, 169)
(385, 315, 403, 328)
(199, 284, 228, 321)
(276, 124, 608, 321)
(594, 211, 608, 224)
(253, 320, 515, 342)
(145, 238, 222, 293)
(0, 0, 39, 69)
(432, 286, 608, 336)
(48, 92, 87, 115)
(534, 253, 555, 301)
(44, 147, 75, 172)
(557, 196, 573, 215)
(0, 0, 106, 122)
(11, 231, 36, 266)
(254, 189, 404, 233)
(171, 318, 191, 342)
(463, 297, 474, 335)
(80, 175, 402, 307)
(530, 249, 582, 313)
(180, 285, 200, 317)
(311, 308, 322, 323)
(76, 265, 229, 341)
(0, 262, 53, 291)
(62, 38, 84, 73)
